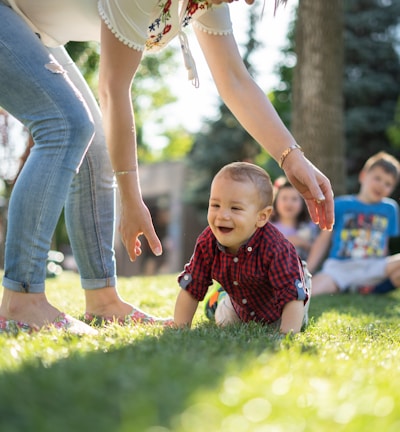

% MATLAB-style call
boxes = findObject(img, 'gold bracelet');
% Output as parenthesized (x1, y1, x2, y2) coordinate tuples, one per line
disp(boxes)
(113, 169, 137, 176)
(278, 144, 304, 169)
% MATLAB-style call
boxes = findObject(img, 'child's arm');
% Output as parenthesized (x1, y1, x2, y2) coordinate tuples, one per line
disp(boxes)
(174, 289, 199, 328)
(280, 300, 305, 335)
(286, 234, 312, 251)
(306, 230, 333, 273)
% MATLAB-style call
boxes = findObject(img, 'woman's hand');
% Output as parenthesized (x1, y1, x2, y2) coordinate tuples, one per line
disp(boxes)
(119, 197, 162, 262)
(99, 23, 163, 261)
(282, 150, 334, 231)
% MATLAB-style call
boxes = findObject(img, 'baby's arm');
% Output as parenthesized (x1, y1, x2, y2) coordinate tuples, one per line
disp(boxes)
(174, 289, 199, 328)
(279, 300, 305, 335)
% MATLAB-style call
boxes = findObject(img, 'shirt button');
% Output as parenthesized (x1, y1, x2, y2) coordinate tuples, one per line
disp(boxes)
(233, 281, 239, 286)
(250, 311, 255, 316)
(242, 298, 247, 304)
(247, 246, 252, 252)
(233, 257, 239, 263)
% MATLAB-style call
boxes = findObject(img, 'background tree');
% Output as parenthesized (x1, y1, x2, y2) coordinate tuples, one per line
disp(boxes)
(292, 0, 346, 195)
(272, 0, 400, 196)
(268, 19, 296, 131)
(344, 0, 400, 193)
(388, 99, 400, 149)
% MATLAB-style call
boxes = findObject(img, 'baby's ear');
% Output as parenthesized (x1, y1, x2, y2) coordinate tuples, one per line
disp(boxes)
(257, 206, 273, 227)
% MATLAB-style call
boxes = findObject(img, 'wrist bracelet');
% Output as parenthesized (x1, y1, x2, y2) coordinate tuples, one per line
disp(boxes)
(113, 169, 137, 176)
(278, 144, 304, 169)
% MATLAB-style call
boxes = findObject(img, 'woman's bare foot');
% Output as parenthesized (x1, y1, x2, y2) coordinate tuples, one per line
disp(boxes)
(84, 287, 135, 320)
(84, 286, 173, 325)
(0, 288, 61, 328)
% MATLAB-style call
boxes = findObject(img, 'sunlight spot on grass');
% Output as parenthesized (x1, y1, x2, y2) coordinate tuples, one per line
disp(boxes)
(253, 422, 306, 432)
(334, 402, 357, 424)
(259, 364, 275, 379)
(219, 376, 245, 406)
(254, 426, 281, 432)
(336, 352, 350, 360)
(179, 402, 222, 432)
(257, 352, 272, 364)
(40, 346, 70, 367)
(242, 398, 272, 422)
(10, 345, 21, 360)
(221, 414, 250, 432)
(145, 427, 171, 432)
(272, 374, 293, 395)
(337, 383, 352, 399)
(373, 396, 394, 417)
(297, 392, 315, 408)
(309, 377, 331, 393)
(387, 420, 400, 432)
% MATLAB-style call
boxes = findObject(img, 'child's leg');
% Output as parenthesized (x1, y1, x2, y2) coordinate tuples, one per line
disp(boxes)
(385, 253, 400, 288)
(310, 273, 338, 295)
(302, 261, 312, 327)
(215, 294, 241, 326)
(360, 255, 400, 294)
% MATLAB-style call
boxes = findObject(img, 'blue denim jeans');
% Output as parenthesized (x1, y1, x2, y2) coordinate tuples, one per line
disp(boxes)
(0, 2, 116, 293)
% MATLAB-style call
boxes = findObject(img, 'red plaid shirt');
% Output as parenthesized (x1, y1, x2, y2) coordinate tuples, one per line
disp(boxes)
(178, 223, 309, 324)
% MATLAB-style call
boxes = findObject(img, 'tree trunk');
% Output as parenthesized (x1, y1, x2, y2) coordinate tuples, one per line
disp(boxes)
(292, 0, 346, 195)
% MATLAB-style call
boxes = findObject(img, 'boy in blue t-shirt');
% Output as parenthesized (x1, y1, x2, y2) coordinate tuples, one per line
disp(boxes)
(308, 151, 400, 295)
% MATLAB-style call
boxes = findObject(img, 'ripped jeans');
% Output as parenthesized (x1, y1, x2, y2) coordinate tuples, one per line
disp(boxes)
(0, 1, 116, 293)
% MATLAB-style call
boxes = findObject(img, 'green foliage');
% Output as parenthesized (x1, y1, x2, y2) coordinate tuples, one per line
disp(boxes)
(65, 42, 100, 91)
(160, 128, 194, 161)
(1, 272, 400, 432)
(387, 98, 400, 148)
(344, 0, 400, 194)
(65, 42, 186, 163)
(270, 1, 400, 195)
(269, 19, 297, 130)
(133, 50, 185, 162)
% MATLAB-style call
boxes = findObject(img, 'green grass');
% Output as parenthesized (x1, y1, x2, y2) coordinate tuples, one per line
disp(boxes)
(1, 271, 400, 432)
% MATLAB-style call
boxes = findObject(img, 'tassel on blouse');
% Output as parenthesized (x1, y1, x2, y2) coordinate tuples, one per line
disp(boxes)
(179, 30, 199, 88)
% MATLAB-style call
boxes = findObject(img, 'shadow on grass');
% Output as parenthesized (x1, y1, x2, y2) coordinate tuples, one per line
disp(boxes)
(0, 322, 282, 432)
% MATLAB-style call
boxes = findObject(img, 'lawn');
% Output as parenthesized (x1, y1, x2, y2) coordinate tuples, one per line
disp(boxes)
(0, 271, 399, 432)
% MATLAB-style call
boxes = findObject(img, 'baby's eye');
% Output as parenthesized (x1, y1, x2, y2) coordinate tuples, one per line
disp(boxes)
(232, 206, 243, 211)
(210, 203, 220, 208)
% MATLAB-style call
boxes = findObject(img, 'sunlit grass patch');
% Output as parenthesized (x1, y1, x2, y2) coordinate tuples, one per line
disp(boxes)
(1, 272, 400, 431)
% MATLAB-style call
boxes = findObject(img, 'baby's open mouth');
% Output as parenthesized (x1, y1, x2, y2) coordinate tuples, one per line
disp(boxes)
(218, 226, 233, 234)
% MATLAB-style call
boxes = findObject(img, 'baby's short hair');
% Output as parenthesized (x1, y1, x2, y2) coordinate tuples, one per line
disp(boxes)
(363, 151, 400, 184)
(215, 162, 273, 208)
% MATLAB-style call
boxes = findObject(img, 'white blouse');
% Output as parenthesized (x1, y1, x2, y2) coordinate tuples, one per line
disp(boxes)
(5, 0, 233, 85)
(5, 0, 232, 50)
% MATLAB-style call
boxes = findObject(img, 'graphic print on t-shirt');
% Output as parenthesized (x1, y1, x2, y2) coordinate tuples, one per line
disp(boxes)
(337, 212, 388, 258)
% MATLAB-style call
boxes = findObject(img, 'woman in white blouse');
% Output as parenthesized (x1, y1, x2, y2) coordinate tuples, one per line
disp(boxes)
(0, 0, 333, 334)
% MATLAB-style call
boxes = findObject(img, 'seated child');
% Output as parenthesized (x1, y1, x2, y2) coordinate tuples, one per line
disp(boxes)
(174, 161, 311, 335)
(270, 177, 319, 262)
(307, 151, 400, 295)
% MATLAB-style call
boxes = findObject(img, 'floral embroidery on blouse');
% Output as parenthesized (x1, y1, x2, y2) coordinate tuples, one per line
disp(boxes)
(146, 0, 211, 51)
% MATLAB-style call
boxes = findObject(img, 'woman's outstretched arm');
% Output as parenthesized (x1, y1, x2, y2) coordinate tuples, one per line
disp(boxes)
(195, 29, 334, 230)
(98, 22, 163, 261)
